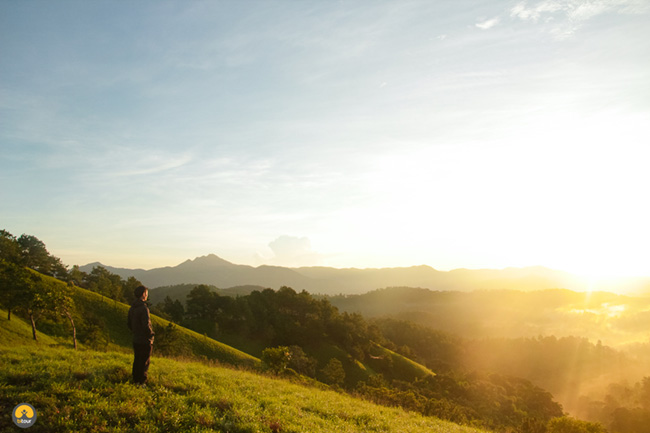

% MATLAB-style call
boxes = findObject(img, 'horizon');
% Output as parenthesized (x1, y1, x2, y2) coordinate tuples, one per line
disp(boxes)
(2, 1, 649, 281)
(77, 251, 650, 284)
(71, 251, 650, 296)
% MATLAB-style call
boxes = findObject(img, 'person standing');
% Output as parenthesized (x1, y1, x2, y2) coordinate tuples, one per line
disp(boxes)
(127, 285, 155, 385)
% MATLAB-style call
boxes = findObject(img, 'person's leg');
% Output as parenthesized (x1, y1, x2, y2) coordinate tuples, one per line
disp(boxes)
(141, 342, 152, 384)
(132, 343, 147, 384)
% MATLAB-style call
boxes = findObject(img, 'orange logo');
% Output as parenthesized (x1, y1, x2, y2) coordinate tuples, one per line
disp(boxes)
(12, 403, 37, 429)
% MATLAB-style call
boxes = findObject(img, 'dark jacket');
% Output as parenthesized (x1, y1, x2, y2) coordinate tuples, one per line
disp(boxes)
(127, 299, 155, 344)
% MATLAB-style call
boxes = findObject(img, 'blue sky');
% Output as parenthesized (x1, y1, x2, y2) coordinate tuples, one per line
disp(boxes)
(1, 0, 649, 278)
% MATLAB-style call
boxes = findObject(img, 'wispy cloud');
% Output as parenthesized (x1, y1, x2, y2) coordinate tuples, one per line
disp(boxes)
(510, 0, 649, 38)
(476, 17, 500, 30)
(113, 152, 193, 177)
(510, 1, 563, 22)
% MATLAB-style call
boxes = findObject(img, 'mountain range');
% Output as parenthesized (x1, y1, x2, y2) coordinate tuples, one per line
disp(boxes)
(77, 253, 633, 295)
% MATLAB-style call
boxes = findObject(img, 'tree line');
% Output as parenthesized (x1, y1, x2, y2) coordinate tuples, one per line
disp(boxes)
(0, 229, 143, 348)
(153, 284, 607, 433)
(0, 230, 78, 346)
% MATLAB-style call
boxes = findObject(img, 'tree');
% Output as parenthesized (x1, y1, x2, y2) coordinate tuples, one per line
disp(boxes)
(186, 284, 215, 320)
(287, 345, 317, 377)
(50, 282, 77, 349)
(0, 230, 21, 263)
(85, 266, 123, 301)
(640, 377, 650, 411)
(17, 234, 53, 274)
(1, 230, 68, 280)
(68, 265, 87, 287)
(7, 270, 78, 344)
(320, 358, 345, 387)
(185, 285, 218, 338)
(18, 271, 50, 341)
(0, 260, 32, 320)
(159, 296, 185, 323)
(261, 346, 292, 374)
(121, 276, 142, 304)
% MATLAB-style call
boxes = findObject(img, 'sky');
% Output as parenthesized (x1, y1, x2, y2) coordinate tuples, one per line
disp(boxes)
(1, 0, 649, 279)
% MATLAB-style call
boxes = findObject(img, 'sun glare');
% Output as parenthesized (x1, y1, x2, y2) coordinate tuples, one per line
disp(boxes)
(343, 110, 650, 283)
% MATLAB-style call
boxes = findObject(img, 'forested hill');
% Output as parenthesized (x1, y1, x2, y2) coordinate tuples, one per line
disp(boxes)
(329, 287, 650, 344)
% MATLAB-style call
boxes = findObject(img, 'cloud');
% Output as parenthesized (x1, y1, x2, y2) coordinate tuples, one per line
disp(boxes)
(510, 0, 649, 38)
(476, 17, 500, 30)
(114, 152, 193, 177)
(510, 1, 563, 22)
(265, 235, 323, 267)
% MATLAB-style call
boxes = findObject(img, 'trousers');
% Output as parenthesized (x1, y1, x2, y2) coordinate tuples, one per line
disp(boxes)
(132, 342, 152, 384)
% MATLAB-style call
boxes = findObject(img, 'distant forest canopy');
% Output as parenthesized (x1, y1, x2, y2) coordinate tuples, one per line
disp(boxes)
(151, 282, 650, 364)
(3, 229, 650, 432)
(330, 287, 650, 348)
(147, 284, 650, 432)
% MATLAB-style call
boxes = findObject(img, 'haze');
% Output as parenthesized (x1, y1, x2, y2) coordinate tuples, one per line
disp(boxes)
(2, 1, 649, 281)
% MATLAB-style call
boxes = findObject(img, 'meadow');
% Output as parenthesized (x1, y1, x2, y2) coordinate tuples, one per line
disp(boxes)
(0, 337, 487, 433)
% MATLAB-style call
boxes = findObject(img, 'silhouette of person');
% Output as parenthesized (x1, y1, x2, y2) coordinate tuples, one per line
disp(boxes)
(127, 285, 155, 385)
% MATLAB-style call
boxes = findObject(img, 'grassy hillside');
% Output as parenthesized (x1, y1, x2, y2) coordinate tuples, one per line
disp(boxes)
(31, 273, 260, 369)
(0, 340, 488, 433)
(0, 308, 61, 347)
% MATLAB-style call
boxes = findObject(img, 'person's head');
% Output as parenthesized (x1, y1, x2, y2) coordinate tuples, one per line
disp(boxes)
(134, 285, 148, 301)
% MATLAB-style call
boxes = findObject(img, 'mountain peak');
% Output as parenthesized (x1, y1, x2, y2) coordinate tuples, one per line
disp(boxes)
(180, 254, 235, 268)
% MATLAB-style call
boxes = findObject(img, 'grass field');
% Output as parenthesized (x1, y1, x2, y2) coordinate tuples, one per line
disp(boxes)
(0, 342, 489, 433)
(1, 309, 488, 433)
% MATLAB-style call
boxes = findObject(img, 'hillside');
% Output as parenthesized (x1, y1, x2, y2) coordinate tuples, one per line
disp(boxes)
(22, 273, 260, 369)
(0, 320, 488, 433)
(0, 307, 60, 347)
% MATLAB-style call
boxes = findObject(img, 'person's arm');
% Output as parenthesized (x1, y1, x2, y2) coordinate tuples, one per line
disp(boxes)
(143, 307, 155, 339)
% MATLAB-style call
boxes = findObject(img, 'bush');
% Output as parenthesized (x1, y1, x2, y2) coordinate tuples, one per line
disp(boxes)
(320, 358, 345, 386)
(261, 346, 291, 374)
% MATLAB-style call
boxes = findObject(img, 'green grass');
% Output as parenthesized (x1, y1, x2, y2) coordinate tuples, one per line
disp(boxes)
(367, 343, 436, 382)
(0, 343, 489, 433)
(28, 274, 261, 369)
(0, 309, 61, 347)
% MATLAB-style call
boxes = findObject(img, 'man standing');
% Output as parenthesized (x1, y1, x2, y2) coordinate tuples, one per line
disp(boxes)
(127, 285, 155, 385)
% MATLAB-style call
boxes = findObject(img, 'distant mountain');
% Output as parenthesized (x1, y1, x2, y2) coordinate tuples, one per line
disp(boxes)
(80, 254, 317, 290)
(294, 264, 588, 293)
(79, 254, 603, 295)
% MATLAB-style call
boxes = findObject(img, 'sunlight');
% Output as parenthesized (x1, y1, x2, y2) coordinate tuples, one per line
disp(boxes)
(567, 302, 626, 319)
(349, 110, 650, 278)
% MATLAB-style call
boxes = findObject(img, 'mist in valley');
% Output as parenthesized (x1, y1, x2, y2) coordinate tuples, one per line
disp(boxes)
(332, 287, 650, 427)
